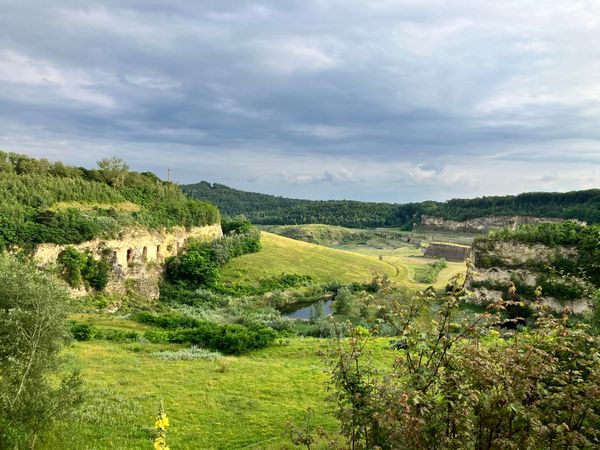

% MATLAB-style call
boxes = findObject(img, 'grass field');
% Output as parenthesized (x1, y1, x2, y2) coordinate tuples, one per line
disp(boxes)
(221, 232, 410, 285)
(40, 337, 394, 450)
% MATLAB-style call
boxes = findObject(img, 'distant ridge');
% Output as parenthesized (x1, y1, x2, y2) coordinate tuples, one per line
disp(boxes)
(182, 181, 600, 229)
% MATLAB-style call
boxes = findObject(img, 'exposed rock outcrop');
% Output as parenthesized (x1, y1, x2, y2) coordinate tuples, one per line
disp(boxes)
(420, 215, 583, 234)
(470, 241, 590, 314)
(424, 242, 472, 262)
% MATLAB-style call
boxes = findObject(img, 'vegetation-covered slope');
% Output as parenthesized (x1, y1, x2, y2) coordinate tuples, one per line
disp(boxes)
(471, 221, 600, 308)
(183, 181, 600, 228)
(220, 232, 408, 285)
(0, 152, 219, 250)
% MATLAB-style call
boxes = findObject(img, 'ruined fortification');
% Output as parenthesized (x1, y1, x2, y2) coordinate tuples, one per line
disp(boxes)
(34, 224, 223, 299)
(35, 224, 222, 267)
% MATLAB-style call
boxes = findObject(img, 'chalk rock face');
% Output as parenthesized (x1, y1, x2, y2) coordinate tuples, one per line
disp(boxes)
(473, 240, 578, 269)
(34, 224, 223, 300)
(420, 215, 582, 234)
(470, 240, 590, 314)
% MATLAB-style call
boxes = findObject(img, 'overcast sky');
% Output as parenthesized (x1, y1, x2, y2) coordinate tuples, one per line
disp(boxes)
(1, 1, 599, 202)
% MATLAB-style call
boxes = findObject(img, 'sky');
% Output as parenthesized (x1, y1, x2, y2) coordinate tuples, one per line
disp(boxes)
(1, 0, 599, 202)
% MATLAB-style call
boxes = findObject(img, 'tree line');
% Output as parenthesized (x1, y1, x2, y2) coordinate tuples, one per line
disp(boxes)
(182, 181, 600, 229)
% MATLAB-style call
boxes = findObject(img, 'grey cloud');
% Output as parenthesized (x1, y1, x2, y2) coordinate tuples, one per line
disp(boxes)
(0, 0, 599, 201)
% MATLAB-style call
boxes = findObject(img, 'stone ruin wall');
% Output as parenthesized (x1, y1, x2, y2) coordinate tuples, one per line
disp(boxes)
(34, 223, 222, 269)
(33, 224, 222, 301)
(424, 242, 472, 262)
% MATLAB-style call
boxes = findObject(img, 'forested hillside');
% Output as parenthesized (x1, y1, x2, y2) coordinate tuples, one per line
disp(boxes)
(183, 181, 600, 228)
(0, 152, 219, 250)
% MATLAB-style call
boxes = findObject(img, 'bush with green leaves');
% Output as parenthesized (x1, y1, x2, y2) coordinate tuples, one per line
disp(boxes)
(70, 322, 98, 341)
(163, 226, 261, 294)
(57, 246, 110, 291)
(0, 255, 83, 449)
(332, 286, 353, 316)
(313, 262, 600, 450)
(221, 216, 254, 235)
(69, 322, 140, 342)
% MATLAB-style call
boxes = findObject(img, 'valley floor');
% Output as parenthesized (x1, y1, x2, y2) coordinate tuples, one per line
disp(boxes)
(42, 226, 469, 449)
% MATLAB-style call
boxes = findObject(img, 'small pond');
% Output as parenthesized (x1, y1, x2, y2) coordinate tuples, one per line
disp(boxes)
(281, 299, 333, 320)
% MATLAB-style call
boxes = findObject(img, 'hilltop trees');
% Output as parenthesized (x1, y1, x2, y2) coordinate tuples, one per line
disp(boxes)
(183, 181, 600, 228)
(0, 152, 220, 251)
(97, 157, 129, 187)
(0, 255, 83, 449)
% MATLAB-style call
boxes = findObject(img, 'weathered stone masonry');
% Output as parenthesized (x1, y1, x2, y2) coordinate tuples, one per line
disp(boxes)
(34, 224, 223, 270)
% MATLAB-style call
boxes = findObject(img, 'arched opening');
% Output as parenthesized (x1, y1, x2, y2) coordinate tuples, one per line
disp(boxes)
(142, 246, 148, 261)
(156, 245, 162, 257)
(127, 248, 133, 264)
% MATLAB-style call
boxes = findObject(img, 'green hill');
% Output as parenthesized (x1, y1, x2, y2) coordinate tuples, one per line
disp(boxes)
(0, 152, 219, 250)
(220, 232, 409, 285)
(182, 181, 600, 228)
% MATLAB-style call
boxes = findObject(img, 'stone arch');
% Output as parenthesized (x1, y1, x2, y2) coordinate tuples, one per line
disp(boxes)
(142, 246, 148, 261)
(127, 248, 134, 264)
(156, 244, 162, 258)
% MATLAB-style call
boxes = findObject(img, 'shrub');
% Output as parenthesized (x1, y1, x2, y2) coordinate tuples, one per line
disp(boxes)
(152, 346, 222, 361)
(139, 313, 277, 355)
(70, 322, 98, 341)
(57, 246, 88, 287)
(221, 216, 254, 235)
(332, 286, 353, 316)
(57, 246, 110, 291)
(164, 245, 220, 290)
(318, 262, 600, 449)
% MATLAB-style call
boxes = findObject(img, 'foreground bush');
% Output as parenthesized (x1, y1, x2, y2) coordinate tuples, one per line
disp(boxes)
(320, 261, 600, 449)
(0, 255, 83, 449)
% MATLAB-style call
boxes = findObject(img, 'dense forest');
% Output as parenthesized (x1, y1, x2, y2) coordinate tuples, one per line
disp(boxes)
(0, 152, 219, 251)
(183, 181, 600, 229)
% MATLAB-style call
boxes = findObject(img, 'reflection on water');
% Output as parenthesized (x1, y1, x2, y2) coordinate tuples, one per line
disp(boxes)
(282, 299, 333, 320)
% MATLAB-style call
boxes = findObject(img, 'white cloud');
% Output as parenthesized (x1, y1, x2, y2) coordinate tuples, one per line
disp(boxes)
(255, 38, 338, 74)
(287, 124, 360, 140)
(0, 49, 115, 108)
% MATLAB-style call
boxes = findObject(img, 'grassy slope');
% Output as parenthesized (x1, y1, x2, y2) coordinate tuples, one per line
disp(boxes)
(41, 338, 394, 449)
(221, 232, 410, 285)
